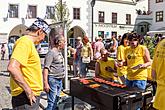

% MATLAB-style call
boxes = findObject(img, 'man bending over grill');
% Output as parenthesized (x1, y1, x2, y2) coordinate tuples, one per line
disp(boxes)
(95, 48, 120, 82)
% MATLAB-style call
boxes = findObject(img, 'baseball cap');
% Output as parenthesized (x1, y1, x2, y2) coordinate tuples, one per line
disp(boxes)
(76, 37, 82, 40)
(32, 18, 51, 35)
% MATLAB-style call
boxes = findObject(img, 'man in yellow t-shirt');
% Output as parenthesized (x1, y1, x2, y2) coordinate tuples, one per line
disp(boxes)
(152, 39, 165, 110)
(8, 18, 50, 109)
(95, 48, 117, 81)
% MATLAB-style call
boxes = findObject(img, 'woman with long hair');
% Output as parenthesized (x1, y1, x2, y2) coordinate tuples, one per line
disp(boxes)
(80, 36, 93, 77)
(121, 33, 151, 90)
(117, 33, 129, 83)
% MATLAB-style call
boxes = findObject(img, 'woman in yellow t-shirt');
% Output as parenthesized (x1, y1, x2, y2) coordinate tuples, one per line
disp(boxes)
(117, 33, 129, 83)
(80, 36, 93, 77)
(121, 33, 151, 90)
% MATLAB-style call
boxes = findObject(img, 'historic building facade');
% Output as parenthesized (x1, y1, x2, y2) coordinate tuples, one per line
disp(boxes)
(148, 0, 165, 35)
(0, 0, 149, 44)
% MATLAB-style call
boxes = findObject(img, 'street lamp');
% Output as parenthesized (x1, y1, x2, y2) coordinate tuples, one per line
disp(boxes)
(90, 0, 95, 42)
(60, 0, 63, 22)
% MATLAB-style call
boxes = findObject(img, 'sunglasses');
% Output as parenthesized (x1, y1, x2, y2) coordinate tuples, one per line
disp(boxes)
(129, 38, 138, 41)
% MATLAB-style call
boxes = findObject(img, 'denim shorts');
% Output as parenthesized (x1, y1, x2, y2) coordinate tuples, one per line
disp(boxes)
(125, 79, 147, 90)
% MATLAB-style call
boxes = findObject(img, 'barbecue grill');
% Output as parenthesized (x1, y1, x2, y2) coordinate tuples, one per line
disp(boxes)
(70, 77, 153, 110)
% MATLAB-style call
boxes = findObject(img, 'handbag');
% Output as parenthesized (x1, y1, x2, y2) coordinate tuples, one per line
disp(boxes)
(82, 57, 90, 63)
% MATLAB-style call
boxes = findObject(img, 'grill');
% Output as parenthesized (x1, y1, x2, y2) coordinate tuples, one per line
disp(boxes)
(70, 77, 153, 110)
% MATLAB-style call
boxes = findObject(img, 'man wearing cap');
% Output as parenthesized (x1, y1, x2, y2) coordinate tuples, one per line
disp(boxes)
(7, 18, 51, 110)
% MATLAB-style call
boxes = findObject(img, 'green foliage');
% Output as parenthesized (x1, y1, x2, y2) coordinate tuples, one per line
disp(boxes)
(143, 36, 155, 59)
(53, 0, 72, 31)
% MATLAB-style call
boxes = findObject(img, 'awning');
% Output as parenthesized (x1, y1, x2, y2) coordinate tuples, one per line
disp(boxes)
(0, 34, 8, 44)
(147, 30, 165, 36)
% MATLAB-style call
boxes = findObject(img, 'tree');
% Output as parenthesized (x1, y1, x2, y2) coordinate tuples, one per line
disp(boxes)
(143, 36, 155, 59)
(53, 0, 72, 31)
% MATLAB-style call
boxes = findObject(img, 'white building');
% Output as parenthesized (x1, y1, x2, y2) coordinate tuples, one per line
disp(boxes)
(0, 0, 57, 43)
(148, 0, 165, 35)
(0, 0, 149, 44)
(93, 0, 137, 39)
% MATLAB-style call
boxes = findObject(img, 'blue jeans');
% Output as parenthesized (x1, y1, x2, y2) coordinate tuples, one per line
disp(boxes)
(73, 56, 81, 76)
(126, 79, 146, 110)
(125, 79, 146, 90)
(80, 59, 88, 76)
(46, 76, 63, 110)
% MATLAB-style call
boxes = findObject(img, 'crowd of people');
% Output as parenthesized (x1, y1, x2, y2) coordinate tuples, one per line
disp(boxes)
(67, 32, 165, 110)
(5, 17, 165, 110)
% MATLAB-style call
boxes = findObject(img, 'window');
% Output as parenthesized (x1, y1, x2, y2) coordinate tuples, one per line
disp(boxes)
(126, 14, 131, 25)
(27, 5, 37, 18)
(141, 26, 144, 32)
(98, 11, 104, 22)
(111, 31, 117, 37)
(9, 4, 19, 18)
(46, 6, 55, 19)
(98, 31, 104, 38)
(73, 8, 80, 19)
(156, 11, 163, 22)
(156, 0, 163, 3)
(112, 13, 117, 24)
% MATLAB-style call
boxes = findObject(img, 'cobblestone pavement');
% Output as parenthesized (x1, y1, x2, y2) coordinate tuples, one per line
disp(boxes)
(0, 58, 45, 110)
(0, 58, 95, 110)
(0, 59, 12, 110)
(0, 75, 11, 110)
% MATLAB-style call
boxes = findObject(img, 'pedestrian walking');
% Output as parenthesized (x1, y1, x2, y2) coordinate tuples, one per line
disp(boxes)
(1, 44, 6, 60)
(7, 41, 14, 59)
(7, 18, 50, 110)
(93, 36, 104, 60)
(73, 37, 83, 77)
(43, 28, 66, 110)
(80, 36, 93, 78)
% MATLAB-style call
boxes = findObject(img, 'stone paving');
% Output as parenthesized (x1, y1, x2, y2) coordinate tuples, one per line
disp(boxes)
(0, 59, 12, 110)
(0, 59, 95, 110)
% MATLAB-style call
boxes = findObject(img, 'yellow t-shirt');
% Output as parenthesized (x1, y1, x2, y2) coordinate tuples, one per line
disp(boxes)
(125, 45, 147, 80)
(10, 36, 43, 96)
(81, 42, 91, 57)
(147, 66, 152, 81)
(117, 45, 127, 76)
(98, 58, 115, 80)
(152, 39, 165, 110)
